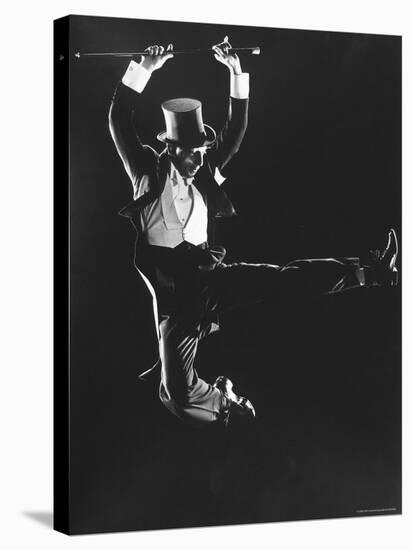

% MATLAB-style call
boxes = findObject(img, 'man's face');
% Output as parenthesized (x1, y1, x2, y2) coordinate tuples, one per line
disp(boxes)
(172, 146, 207, 178)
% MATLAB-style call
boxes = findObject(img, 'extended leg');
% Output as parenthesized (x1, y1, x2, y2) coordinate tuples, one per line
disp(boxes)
(207, 229, 399, 316)
(207, 256, 362, 316)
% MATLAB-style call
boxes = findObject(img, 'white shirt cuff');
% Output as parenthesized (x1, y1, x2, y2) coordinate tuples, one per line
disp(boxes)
(230, 73, 249, 99)
(121, 60, 152, 93)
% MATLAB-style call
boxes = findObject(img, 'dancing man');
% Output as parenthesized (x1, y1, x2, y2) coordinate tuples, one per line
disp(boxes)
(108, 37, 398, 427)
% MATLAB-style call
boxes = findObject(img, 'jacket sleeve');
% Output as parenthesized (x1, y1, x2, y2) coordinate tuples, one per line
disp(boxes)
(108, 82, 156, 197)
(211, 96, 249, 172)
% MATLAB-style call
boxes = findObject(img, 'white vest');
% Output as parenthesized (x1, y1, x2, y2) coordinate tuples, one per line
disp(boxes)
(140, 172, 208, 247)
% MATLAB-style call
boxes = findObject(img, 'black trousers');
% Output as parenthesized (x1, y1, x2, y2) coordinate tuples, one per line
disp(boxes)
(153, 247, 362, 426)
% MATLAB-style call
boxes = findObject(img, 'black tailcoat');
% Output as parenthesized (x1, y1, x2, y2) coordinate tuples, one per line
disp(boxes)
(108, 80, 249, 374)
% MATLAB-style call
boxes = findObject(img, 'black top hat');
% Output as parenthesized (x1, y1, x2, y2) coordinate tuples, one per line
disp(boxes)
(157, 98, 216, 148)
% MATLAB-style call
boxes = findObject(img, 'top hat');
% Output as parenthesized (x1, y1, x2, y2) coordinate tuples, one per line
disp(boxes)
(157, 98, 216, 148)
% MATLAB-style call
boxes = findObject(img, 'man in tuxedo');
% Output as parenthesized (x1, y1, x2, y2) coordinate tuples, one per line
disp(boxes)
(108, 38, 399, 427)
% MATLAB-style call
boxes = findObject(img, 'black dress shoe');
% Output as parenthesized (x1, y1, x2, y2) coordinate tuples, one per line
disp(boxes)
(213, 376, 256, 420)
(365, 228, 399, 286)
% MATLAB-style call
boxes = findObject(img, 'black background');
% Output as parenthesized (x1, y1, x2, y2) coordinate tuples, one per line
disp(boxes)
(65, 15, 401, 534)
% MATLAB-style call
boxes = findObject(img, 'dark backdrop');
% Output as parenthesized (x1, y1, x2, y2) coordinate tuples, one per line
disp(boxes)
(65, 15, 401, 534)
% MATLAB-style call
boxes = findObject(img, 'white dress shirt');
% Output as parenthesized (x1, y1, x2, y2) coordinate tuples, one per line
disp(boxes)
(141, 165, 209, 247)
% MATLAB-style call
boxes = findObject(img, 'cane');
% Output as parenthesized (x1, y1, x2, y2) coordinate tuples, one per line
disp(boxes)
(74, 47, 261, 59)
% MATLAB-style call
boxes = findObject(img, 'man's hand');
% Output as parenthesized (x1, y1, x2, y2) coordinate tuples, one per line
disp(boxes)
(212, 36, 242, 75)
(140, 44, 174, 72)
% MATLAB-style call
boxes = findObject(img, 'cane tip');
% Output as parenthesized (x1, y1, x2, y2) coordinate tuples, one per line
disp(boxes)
(252, 47, 261, 56)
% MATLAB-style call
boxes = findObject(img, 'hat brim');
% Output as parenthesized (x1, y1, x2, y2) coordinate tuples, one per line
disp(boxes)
(157, 124, 216, 148)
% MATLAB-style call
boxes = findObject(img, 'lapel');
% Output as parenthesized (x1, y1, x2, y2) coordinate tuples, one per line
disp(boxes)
(156, 149, 170, 195)
(196, 159, 237, 218)
(118, 149, 168, 219)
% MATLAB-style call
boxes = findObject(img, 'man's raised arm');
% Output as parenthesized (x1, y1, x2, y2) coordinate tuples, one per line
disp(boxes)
(108, 44, 174, 195)
(210, 36, 249, 172)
